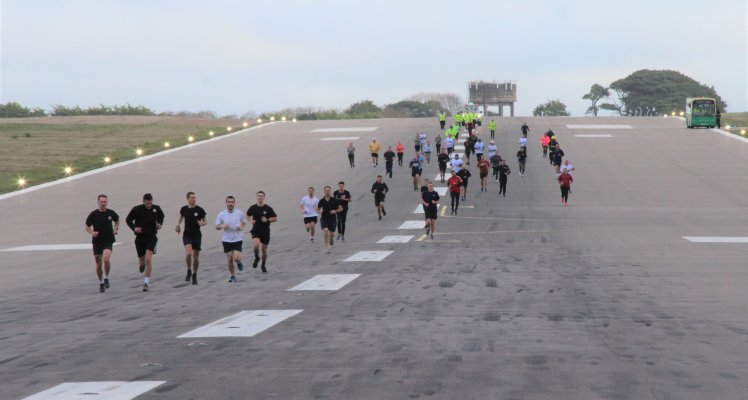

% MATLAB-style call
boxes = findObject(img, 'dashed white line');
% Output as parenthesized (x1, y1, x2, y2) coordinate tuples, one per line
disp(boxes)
(344, 251, 393, 262)
(177, 310, 303, 338)
(288, 274, 360, 291)
(22, 381, 166, 400)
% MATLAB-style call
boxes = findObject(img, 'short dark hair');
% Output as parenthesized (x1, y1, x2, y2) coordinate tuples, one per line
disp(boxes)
(143, 193, 153, 201)
(377, 175, 382, 178)
(256, 191, 265, 196)
(338, 181, 344, 185)
(97, 194, 108, 200)
(226, 195, 235, 201)
(324, 185, 331, 190)
(186, 191, 195, 198)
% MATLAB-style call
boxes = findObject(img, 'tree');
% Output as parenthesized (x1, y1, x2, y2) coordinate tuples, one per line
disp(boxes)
(406, 92, 463, 115)
(382, 100, 439, 118)
(608, 69, 727, 116)
(582, 84, 610, 116)
(533, 99, 571, 116)
(0, 102, 46, 118)
(345, 100, 382, 119)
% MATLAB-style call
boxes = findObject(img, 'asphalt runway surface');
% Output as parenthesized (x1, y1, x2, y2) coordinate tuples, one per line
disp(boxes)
(2, 116, 748, 399)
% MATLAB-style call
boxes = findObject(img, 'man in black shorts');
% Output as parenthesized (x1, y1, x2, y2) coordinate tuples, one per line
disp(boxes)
(175, 191, 206, 285)
(421, 181, 440, 240)
(126, 193, 165, 292)
(437, 148, 449, 183)
(457, 167, 472, 201)
(247, 190, 277, 273)
(317, 186, 343, 253)
(334, 181, 351, 241)
(85, 194, 119, 293)
(384, 146, 396, 179)
(371, 175, 389, 220)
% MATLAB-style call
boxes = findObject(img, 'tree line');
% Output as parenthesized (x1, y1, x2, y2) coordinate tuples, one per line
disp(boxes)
(0, 102, 156, 118)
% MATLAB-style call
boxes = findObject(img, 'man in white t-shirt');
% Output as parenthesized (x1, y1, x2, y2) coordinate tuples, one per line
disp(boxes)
(299, 186, 319, 242)
(215, 195, 246, 282)
(560, 159, 575, 175)
(449, 153, 464, 172)
(518, 136, 528, 148)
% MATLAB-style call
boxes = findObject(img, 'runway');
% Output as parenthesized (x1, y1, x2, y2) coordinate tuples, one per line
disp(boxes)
(2, 116, 748, 399)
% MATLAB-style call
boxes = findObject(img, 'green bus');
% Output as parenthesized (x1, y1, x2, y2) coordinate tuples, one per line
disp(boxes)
(685, 97, 717, 128)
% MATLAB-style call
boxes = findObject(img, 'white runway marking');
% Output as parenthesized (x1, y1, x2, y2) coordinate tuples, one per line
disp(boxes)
(434, 187, 448, 196)
(177, 310, 303, 338)
(574, 134, 613, 138)
(320, 137, 360, 141)
(434, 174, 445, 181)
(344, 251, 393, 262)
(682, 237, 748, 243)
(377, 235, 414, 243)
(566, 124, 632, 129)
(413, 205, 424, 213)
(288, 274, 360, 291)
(398, 220, 427, 229)
(1, 243, 121, 252)
(310, 127, 377, 133)
(23, 381, 166, 400)
(454, 145, 466, 150)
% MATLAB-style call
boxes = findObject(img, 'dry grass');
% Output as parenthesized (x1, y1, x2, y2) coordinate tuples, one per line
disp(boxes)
(0, 116, 247, 194)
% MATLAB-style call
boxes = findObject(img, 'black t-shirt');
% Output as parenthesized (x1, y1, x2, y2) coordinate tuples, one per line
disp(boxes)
(516, 151, 527, 162)
(126, 204, 165, 236)
(457, 169, 471, 183)
(86, 209, 119, 242)
(422, 191, 440, 209)
(247, 204, 277, 235)
(438, 153, 449, 166)
(317, 197, 340, 219)
(180, 205, 207, 236)
(499, 164, 511, 178)
(409, 159, 421, 174)
(333, 190, 351, 212)
(371, 182, 388, 198)
(384, 150, 395, 162)
(521, 125, 529, 134)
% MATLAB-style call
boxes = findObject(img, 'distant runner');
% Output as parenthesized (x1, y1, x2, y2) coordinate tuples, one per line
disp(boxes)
(558, 169, 574, 206)
(516, 147, 527, 176)
(447, 170, 463, 215)
(247, 191, 277, 273)
(347, 142, 356, 168)
(422, 181, 440, 239)
(498, 160, 510, 197)
(477, 156, 490, 191)
(334, 181, 352, 241)
(175, 191, 207, 285)
(368, 139, 380, 167)
(395, 142, 405, 167)
(215, 196, 245, 282)
(317, 186, 342, 253)
(85, 194, 119, 293)
(437, 148, 449, 183)
(384, 146, 396, 179)
(521, 122, 530, 137)
(371, 175, 389, 220)
(300, 187, 319, 242)
(457, 166, 472, 201)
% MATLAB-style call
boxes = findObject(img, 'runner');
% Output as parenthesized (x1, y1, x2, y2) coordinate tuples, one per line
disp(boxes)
(449, 153, 464, 172)
(516, 147, 527, 176)
(384, 146, 396, 179)
(548, 135, 558, 166)
(422, 181, 440, 239)
(422, 140, 432, 165)
(371, 175, 389, 220)
(125, 193, 165, 292)
(175, 191, 207, 285)
(540, 134, 550, 158)
(215, 195, 246, 283)
(420, 178, 430, 229)
(334, 181, 352, 241)
(409, 152, 424, 191)
(317, 186, 342, 254)
(437, 148, 449, 183)
(300, 187, 319, 241)
(474, 138, 485, 162)
(395, 142, 405, 167)
(447, 170, 463, 215)
(518, 136, 528, 149)
(413, 133, 421, 153)
(85, 194, 119, 293)
(368, 138, 380, 167)
(246, 191, 277, 273)
(553, 145, 565, 174)
(346, 142, 356, 168)
(477, 155, 490, 191)
(445, 135, 455, 156)
(558, 169, 574, 206)
(487, 140, 498, 158)
(457, 166, 472, 201)
(464, 135, 473, 165)
(490, 152, 503, 182)
(488, 119, 497, 139)
(560, 160, 575, 194)
(434, 134, 442, 154)
(521, 122, 530, 137)
(498, 160, 511, 197)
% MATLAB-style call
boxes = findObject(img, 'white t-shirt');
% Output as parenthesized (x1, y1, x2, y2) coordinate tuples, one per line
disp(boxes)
(518, 137, 528, 147)
(215, 209, 246, 243)
(487, 144, 497, 157)
(445, 137, 454, 148)
(300, 196, 319, 217)
(474, 141, 484, 153)
(561, 163, 575, 175)
(450, 158, 464, 171)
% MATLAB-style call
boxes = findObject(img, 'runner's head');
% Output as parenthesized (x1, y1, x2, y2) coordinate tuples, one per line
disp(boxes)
(427, 181, 434, 191)
(308, 186, 315, 197)
(451, 170, 457, 176)
(225, 195, 235, 211)
(338, 181, 345, 190)
(97, 194, 108, 210)
(186, 191, 196, 206)
(323, 185, 332, 197)
(376, 175, 382, 183)
(142, 193, 153, 208)
(387, 146, 392, 151)
(454, 154, 459, 159)
(256, 191, 265, 205)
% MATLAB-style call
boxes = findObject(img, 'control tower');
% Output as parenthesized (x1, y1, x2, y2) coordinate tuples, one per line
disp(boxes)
(468, 80, 517, 116)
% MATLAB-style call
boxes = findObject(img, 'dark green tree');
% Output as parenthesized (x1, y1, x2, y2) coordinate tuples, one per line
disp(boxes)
(533, 99, 571, 116)
(583, 84, 610, 116)
(345, 100, 382, 119)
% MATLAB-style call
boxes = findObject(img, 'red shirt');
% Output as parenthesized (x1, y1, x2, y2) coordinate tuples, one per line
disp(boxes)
(477, 159, 489, 174)
(448, 176, 463, 192)
(395, 143, 404, 153)
(557, 172, 573, 187)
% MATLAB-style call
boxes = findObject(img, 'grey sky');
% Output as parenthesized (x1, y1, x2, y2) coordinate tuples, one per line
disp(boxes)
(1, 0, 746, 116)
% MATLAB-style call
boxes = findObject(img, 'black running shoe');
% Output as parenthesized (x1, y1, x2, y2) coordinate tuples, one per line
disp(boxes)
(237, 262, 244, 272)
(253, 256, 260, 269)
(142, 283, 149, 292)
(261, 264, 267, 273)
(139, 265, 145, 273)
(191, 275, 197, 285)
(99, 283, 105, 293)
(104, 278, 110, 289)
(185, 270, 192, 282)
(382, 208, 386, 216)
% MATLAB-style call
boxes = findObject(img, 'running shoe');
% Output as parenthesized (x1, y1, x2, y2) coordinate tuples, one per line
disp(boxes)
(104, 278, 110, 288)
(378, 215, 382, 220)
(430, 234, 434, 240)
(237, 262, 244, 272)
(341, 236, 345, 241)
(310, 237, 314, 242)
(185, 270, 192, 282)
(142, 283, 149, 292)
(139, 265, 145, 273)
(330, 236, 334, 246)
(228, 275, 236, 283)
(336, 234, 341, 240)
(191, 275, 198, 285)
(99, 283, 105, 293)
(253, 256, 260, 268)
(382, 208, 386, 216)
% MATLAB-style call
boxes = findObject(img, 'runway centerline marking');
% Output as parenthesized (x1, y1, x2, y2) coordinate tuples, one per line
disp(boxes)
(22, 381, 166, 400)
(574, 134, 613, 138)
(398, 221, 427, 229)
(321, 136, 360, 141)
(288, 274, 360, 291)
(1, 243, 121, 252)
(682, 237, 748, 243)
(310, 127, 377, 133)
(344, 251, 393, 262)
(177, 310, 303, 338)
(377, 235, 414, 243)
(566, 124, 632, 129)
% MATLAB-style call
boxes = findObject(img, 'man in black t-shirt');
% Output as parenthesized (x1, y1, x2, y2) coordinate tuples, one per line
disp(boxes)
(371, 175, 389, 220)
(85, 194, 120, 293)
(126, 193, 165, 292)
(437, 148, 449, 183)
(317, 186, 343, 254)
(333, 181, 351, 241)
(457, 168, 472, 201)
(247, 190, 278, 273)
(421, 182, 440, 240)
(175, 191, 207, 285)
(383, 146, 396, 179)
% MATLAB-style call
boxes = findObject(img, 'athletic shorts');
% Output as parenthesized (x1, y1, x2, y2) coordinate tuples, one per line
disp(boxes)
(182, 234, 202, 251)
(424, 206, 438, 220)
(222, 241, 242, 253)
(92, 239, 114, 255)
(251, 232, 270, 245)
(303, 216, 318, 225)
(320, 217, 336, 232)
(461, 180, 469, 187)
(411, 170, 420, 177)
(439, 164, 447, 172)
(480, 172, 488, 179)
(374, 196, 385, 206)
(371, 152, 378, 158)
(135, 235, 158, 258)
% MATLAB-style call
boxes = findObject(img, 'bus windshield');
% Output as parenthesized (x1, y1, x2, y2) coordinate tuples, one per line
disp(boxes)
(692, 100, 716, 117)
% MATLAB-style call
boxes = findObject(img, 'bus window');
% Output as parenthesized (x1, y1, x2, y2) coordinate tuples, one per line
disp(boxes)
(692, 100, 715, 117)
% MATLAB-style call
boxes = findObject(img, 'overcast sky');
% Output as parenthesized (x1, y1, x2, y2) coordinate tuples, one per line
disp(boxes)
(1, 0, 746, 116)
